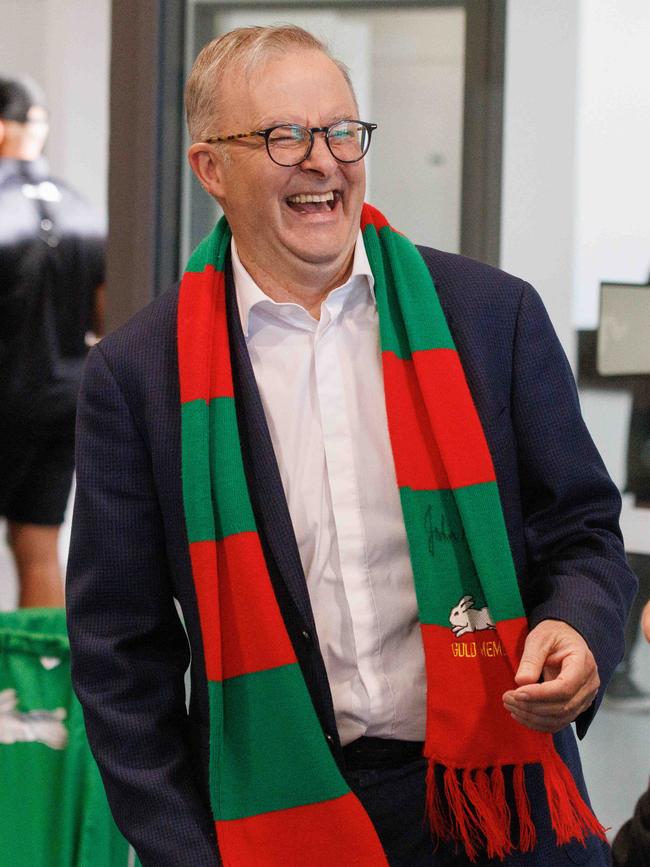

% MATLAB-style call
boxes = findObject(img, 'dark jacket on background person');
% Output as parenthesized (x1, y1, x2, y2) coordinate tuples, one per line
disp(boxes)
(0, 156, 104, 439)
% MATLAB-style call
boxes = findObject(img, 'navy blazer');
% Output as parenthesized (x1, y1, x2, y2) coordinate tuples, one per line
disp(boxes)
(66, 247, 636, 866)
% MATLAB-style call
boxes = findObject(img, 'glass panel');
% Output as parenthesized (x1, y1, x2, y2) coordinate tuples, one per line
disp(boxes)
(181, 2, 465, 266)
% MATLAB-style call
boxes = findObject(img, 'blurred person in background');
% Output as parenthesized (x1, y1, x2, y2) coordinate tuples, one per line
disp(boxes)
(0, 76, 105, 608)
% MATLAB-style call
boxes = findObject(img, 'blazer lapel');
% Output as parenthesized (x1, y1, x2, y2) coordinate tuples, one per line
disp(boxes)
(224, 261, 319, 636)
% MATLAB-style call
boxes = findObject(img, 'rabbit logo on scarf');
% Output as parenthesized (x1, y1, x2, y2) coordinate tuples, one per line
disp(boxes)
(449, 595, 495, 637)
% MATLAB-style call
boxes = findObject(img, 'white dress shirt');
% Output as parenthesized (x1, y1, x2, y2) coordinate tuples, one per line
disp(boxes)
(231, 234, 426, 746)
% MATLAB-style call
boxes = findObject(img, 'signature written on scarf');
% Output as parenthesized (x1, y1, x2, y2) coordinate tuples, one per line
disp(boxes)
(424, 506, 467, 557)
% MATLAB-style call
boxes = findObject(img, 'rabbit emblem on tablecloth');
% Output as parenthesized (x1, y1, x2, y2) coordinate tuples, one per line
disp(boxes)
(0, 688, 68, 750)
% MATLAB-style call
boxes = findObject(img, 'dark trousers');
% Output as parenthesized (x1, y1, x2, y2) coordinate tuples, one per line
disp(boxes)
(345, 756, 611, 867)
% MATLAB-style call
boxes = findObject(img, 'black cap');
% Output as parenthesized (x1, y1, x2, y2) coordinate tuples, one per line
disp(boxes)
(0, 76, 48, 123)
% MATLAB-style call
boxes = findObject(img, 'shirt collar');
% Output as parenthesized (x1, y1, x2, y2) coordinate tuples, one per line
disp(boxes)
(231, 230, 375, 338)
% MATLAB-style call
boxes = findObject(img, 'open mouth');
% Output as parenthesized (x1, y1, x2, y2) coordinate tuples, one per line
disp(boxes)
(285, 190, 340, 214)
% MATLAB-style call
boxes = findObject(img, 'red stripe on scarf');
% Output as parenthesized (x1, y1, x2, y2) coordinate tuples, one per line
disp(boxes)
(217, 533, 297, 679)
(215, 792, 389, 866)
(361, 202, 390, 232)
(420, 619, 547, 766)
(383, 351, 496, 490)
(419, 618, 606, 859)
(178, 268, 234, 404)
(190, 536, 297, 681)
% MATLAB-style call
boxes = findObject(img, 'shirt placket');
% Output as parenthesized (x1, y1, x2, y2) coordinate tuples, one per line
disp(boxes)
(313, 298, 392, 726)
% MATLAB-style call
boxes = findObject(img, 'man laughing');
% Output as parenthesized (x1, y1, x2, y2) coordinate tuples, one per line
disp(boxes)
(67, 25, 635, 867)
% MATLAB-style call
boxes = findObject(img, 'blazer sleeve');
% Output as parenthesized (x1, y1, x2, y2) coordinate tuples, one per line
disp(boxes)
(510, 283, 637, 738)
(66, 345, 220, 866)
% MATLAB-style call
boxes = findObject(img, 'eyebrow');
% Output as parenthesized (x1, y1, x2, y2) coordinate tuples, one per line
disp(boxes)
(252, 113, 358, 130)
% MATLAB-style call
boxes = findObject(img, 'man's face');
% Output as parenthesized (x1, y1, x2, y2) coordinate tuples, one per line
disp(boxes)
(0, 106, 49, 160)
(203, 50, 366, 289)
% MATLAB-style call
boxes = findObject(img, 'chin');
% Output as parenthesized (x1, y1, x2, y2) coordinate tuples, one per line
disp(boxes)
(290, 244, 349, 268)
(287, 228, 355, 263)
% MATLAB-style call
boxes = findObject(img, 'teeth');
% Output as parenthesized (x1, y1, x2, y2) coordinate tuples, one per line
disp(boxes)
(287, 191, 335, 204)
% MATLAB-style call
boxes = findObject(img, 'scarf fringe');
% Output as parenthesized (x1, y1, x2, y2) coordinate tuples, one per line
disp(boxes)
(426, 756, 607, 862)
(424, 759, 447, 842)
(542, 748, 608, 845)
(462, 768, 512, 859)
(513, 763, 536, 851)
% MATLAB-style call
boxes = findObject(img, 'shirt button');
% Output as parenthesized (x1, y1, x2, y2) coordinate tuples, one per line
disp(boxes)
(301, 629, 311, 643)
(325, 733, 334, 744)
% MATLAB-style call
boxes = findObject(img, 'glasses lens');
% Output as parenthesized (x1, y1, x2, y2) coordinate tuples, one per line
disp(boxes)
(267, 125, 310, 166)
(327, 121, 369, 162)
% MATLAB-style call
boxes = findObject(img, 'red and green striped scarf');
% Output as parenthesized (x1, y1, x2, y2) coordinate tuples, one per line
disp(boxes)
(178, 203, 606, 865)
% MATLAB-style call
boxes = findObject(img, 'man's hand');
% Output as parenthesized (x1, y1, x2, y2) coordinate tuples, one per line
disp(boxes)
(502, 619, 600, 733)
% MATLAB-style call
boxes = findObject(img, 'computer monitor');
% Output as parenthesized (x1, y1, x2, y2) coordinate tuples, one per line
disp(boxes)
(597, 281, 650, 376)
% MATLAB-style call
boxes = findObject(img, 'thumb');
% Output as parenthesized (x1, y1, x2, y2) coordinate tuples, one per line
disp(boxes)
(514, 629, 549, 686)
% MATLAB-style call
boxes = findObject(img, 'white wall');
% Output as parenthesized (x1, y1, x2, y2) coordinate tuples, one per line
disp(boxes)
(500, 0, 580, 358)
(573, 0, 650, 329)
(0, 0, 49, 86)
(0, 0, 110, 216)
(501, 0, 650, 349)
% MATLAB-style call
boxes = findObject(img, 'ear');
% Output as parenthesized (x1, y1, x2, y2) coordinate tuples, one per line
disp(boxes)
(0, 119, 6, 151)
(460, 595, 473, 611)
(187, 142, 227, 199)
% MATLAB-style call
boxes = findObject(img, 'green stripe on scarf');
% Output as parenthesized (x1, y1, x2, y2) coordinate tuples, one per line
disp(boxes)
(399, 485, 521, 626)
(211, 665, 350, 820)
(182, 398, 256, 542)
(363, 224, 455, 357)
(178, 202, 606, 865)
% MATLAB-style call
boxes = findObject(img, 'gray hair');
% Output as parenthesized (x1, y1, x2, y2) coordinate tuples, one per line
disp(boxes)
(185, 25, 356, 143)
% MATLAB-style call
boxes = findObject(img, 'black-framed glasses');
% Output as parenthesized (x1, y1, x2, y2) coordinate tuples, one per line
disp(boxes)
(205, 119, 377, 167)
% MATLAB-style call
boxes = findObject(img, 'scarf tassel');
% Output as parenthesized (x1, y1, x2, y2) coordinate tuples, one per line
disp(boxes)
(426, 757, 607, 862)
(512, 763, 536, 851)
(541, 749, 608, 845)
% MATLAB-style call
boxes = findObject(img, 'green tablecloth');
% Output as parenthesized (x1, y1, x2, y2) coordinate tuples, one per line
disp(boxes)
(0, 608, 135, 867)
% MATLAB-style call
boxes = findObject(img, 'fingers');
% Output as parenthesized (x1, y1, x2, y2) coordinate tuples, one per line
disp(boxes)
(502, 620, 600, 733)
(512, 626, 554, 687)
(503, 672, 599, 731)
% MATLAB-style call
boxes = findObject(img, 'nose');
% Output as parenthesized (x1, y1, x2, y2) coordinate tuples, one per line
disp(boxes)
(300, 130, 338, 174)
